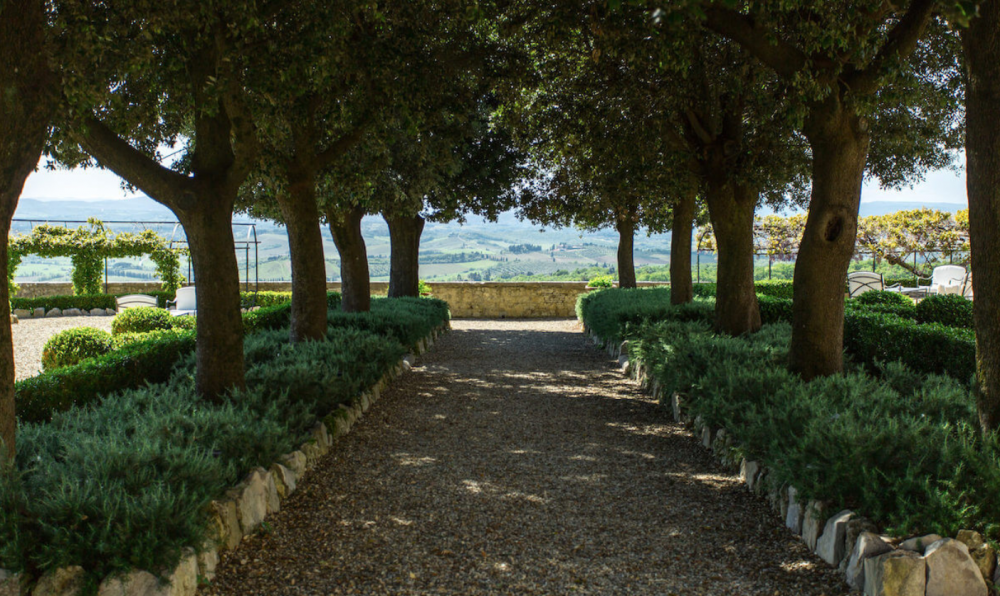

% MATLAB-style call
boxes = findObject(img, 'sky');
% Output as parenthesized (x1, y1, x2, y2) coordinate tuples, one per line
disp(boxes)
(20, 154, 970, 205)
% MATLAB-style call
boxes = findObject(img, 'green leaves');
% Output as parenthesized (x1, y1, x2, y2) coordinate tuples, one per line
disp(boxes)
(9, 220, 186, 296)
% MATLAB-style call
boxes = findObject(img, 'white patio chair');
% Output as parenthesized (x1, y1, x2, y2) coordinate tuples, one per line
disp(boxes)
(116, 294, 159, 310)
(847, 271, 886, 298)
(920, 265, 966, 295)
(167, 286, 197, 317)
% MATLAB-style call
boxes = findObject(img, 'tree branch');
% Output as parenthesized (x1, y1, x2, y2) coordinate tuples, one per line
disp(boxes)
(702, 6, 808, 80)
(74, 115, 193, 210)
(315, 124, 369, 170)
(844, 0, 938, 96)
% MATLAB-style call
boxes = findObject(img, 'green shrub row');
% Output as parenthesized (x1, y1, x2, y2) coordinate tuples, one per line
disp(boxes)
(240, 291, 291, 308)
(756, 294, 975, 381)
(326, 297, 451, 349)
(577, 287, 714, 343)
(580, 288, 975, 381)
(16, 297, 436, 425)
(690, 279, 794, 300)
(11, 292, 175, 312)
(627, 318, 999, 539)
(2, 296, 446, 582)
(916, 294, 974, 329)
(11, 289, 329, 313)
(17, 329, 197, 423)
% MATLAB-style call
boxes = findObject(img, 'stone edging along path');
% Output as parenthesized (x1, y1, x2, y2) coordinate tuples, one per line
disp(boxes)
(589, 330, 993, 596)
(0, 323, 450, 596)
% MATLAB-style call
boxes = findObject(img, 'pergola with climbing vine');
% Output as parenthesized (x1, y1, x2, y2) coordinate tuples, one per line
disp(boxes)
(8, 219, 185, 296)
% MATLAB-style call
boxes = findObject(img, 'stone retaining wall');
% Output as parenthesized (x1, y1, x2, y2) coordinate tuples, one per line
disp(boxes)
(15, 281, 673, 318)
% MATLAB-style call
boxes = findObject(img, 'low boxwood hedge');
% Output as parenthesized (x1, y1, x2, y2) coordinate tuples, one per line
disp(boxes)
(916, 294, 974, 329)
(582, 288, 975, 382)
(17, 329, 197, 423)
(326, 297, 450, 348)
(40, 328, 113, 371)
(111, 307, 176, 335)
(11, 292, 175, 312)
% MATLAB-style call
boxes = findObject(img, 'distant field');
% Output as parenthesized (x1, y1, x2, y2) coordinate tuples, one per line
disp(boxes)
(12, 214, 679, 285)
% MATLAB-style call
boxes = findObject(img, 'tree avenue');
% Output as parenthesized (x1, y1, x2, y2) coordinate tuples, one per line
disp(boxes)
(2, 0, 999, 464)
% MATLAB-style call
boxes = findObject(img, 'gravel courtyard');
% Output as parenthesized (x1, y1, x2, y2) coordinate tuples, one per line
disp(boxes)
(13, 316, 114, 380)
(206, 319, 849, 596)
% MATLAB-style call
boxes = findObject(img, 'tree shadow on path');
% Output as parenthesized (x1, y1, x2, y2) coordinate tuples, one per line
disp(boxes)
(206, 319, 852, 596)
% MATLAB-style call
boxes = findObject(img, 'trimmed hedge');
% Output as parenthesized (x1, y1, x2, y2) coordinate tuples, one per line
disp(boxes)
(111, 307, 175, 335)
(582, 288, 975, 382)
(41, 328, 113, 371)
(628, 318, 1000, 538)
(844, 311, 975, 382)
(17, 329, 197, 423)
(326, 297, 451, 348)
(916, 294, 974, 329)
(11, 289, 328, 313)
(577, 287, 713, 343)
(11, 292, 175, 312)
(241, 291, 292, 309)
(854, 289, 913, 307)
(690, 280, 794, 299)
(16, 304, 298, 424)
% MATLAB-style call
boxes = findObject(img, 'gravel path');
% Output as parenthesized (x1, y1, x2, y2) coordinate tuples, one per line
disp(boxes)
(206, 319, 850, 596)
(13, 316, 114, 380)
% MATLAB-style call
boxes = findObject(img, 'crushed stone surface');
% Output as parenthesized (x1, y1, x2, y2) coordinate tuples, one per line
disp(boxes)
(206, 319, 852, 595)
(13, 316, 114, 380)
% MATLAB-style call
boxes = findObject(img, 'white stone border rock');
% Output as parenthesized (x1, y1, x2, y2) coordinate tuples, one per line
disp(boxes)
(0, 322, 450, 596)
(586, 328, 993, 596)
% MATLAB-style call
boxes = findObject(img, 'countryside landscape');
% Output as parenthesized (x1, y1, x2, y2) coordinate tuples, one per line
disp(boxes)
(11, 197, 965, 285)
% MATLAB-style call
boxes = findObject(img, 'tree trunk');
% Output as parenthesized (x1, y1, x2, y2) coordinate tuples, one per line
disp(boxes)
(280, 174, 329, 341)
(705, 181, 760, 335)
(329, 205, 370, 312)
(789, 100, 870, 379)
(963, 4, 1000, 433)
(0, 0, 54, 460)
(179, 197, 246, 399)
(670, 189, 696, 305)
(386, 213, 424, 298)
(615, 218, 637, 289)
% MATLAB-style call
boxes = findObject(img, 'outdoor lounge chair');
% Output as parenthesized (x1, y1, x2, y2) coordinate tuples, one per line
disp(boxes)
(919, 265, 967, 296)
(116, 294, 159, 310)
(847, 271, 892, 298)
(167, 286, 197, 317)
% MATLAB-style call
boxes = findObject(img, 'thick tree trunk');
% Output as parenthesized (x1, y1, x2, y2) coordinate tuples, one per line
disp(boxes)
(329, 205, 370, 312)
(670, 189, 696, 305)
(0, 217, 15, 461)
(386, 213, 424, 298)
(615, 218, 637, 289)
(963, 5, 1000, 433)
(179, 198, 246, 399)
(705, 182, 760, 335)
(789, 101, 869, 379)
(280, 175, 329, 341)
(0, 0, 54, 460)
